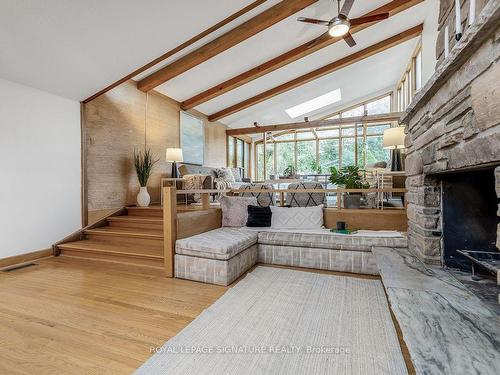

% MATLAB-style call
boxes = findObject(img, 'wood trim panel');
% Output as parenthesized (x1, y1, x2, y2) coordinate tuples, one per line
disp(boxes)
(0, 249, 53, 270)
(226, 112, 402, 135)
(208, 25, 423, 121)
(323, 208, 408, 232)
(177, 209, 222, 239)
(137, 0, 318, 92)
(82, 0, 268, 103)
(163, 187, 177, 277)
(181, 0, 424, 109)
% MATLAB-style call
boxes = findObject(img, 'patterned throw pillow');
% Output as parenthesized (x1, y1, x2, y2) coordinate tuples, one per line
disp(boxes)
(270, 205, 324, 229)
(220, 196, 257, 227)
(215, 168, 235, 183)
(230, 168, 242, 182)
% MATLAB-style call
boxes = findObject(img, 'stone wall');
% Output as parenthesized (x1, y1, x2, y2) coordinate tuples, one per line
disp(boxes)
(402, 1, 500, 264)
(436, 0, 490, 65)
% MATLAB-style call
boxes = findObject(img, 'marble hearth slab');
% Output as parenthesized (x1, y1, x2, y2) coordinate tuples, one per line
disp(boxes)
(372, 247, 470, 296)
(374, 247, 500, 374)
(387, 287, 500, 375)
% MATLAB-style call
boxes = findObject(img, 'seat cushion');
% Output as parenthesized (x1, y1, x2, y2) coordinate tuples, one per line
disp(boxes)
(176, 228, 258, 260)
(257, 231, 401, 252)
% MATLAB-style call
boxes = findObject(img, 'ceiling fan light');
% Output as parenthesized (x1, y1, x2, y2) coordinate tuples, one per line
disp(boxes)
(328, 17, 350, 37)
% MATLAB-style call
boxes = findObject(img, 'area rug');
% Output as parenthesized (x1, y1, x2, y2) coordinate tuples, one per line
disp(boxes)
(134, 267, 408, 375)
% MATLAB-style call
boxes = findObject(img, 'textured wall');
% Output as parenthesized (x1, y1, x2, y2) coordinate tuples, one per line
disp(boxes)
(402, 2, 499, 264)
(84, 80, 226, 213)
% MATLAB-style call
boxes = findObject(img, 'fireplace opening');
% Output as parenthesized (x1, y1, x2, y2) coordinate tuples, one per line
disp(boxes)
(442, 167, 500, 271)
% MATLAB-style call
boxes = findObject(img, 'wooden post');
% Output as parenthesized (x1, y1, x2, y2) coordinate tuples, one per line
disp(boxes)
(337, 189, 342, 210)
(201, 192, 210, 210)
(163, 187, 177, 277)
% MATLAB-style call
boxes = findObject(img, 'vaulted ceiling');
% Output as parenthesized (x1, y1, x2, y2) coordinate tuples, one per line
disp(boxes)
(0, 0, 438, 129)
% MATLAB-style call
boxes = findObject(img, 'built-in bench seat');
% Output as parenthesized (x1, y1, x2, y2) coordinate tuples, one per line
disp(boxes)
(174, 227, 407, 285)
(175, 228, 258, 286)
(253, 229, 406, 275)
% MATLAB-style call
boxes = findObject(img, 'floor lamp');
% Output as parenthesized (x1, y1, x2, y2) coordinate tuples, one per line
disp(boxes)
(166, 148, 183, 178)
(383, 126, 406, 171)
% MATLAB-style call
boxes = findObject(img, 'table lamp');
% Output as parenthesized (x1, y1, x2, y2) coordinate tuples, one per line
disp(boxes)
(383, 126, 406, 171)
(166, 148, 183, 178)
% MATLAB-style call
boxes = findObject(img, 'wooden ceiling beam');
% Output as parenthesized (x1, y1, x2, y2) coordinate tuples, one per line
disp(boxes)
(136, 0, 319, 92)
(209, 24, 422, 121)
(182, 0, 423, 110)
(82, 0, 268, 103)
(226, 112, 403, 135)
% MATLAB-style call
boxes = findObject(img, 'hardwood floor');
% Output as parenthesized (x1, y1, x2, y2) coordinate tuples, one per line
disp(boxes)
(0, 256, 414, 374)
(0, 256, 226, 375)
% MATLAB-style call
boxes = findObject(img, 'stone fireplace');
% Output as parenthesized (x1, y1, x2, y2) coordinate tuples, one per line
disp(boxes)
(401, 0, 500, 266)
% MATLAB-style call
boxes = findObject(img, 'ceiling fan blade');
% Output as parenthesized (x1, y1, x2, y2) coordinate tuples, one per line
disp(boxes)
(297, 17, 331, 26)
(349, 13, 389, 26)
(339, 0, 355, 17)
(306, 31, 330, 48)
(343, 32, 356, 47)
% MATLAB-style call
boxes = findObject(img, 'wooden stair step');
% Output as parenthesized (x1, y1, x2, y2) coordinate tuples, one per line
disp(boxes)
(58, 240, 164, 259)
(60, 249, 164, 270)
(107, 216, 163, 230)
(85, 227, 163, 239)
(126, 206, 162, 217)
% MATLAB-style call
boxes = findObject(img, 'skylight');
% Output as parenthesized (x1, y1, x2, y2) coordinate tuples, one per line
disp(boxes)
(285, 89, 342, 119)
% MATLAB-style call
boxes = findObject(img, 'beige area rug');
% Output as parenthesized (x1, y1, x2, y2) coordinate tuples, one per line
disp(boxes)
(134, 267, 408, 375)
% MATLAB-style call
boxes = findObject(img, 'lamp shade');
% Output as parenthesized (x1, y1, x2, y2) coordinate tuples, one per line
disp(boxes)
(383, 127, 406, 149)
(166, 148, 183, 162)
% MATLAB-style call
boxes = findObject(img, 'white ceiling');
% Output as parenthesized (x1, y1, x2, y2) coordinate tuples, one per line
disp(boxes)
(0, 0, 272, 100)
(0, 0, 437, 129)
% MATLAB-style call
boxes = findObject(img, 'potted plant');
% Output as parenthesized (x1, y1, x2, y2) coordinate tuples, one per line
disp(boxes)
(133, 148, 159, 207)
(282, 164, 297, 179)
(329, 165, 369, 209)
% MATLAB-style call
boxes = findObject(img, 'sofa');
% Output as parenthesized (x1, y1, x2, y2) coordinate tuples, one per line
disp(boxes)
(174, 226, 407, 286)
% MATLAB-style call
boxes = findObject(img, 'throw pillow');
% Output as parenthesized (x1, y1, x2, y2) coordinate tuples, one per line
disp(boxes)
(230, 167, 243, 182)
(270, 205, 324, 229)
(246, 205, 272, 227)
(220, 196, 257, 227)
(215, 168, 235, 183)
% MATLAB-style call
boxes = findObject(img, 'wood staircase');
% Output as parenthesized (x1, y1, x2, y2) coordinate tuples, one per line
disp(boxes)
(57, 207, 165, 271)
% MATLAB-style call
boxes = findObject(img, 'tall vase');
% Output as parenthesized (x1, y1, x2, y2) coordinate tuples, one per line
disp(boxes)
(137, 186, 151, 207)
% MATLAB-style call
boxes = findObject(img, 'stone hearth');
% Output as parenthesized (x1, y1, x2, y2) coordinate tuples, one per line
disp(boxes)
(401, 0, 500, 265)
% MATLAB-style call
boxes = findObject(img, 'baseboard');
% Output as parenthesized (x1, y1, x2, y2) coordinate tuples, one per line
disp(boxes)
(0, 248, 53, 269)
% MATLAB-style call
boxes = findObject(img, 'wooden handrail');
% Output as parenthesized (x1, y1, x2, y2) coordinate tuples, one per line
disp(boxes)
(176, 188, 407, 194)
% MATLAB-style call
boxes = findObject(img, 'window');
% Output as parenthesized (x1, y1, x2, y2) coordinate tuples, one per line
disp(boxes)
(227, 136, 235, 168)
(297, 141, 316, 174)
(285, 89, 341, 118)
(255, 94, 394, 179)
(256, 144, 264, 181)
(316, 128, 339, 138)
(296, 131, 315, 140)
(397, 41, 422, 111)
(319, 139, 339, 172)
(341, 105, 364, 118)
(236, 139, 244, 168)
(415, 49, 422, 90)
(276, 142, 295, 177)
(265, 143, 274, 178)
(227, 136, 251, 177)
(366, 95, 391, 115)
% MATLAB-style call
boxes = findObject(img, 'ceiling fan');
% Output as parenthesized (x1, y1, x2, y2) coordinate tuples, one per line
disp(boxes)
(297, 0, 389, 47)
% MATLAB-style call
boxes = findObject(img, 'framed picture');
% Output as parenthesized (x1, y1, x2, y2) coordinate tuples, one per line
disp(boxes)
(180, 111, 204, 165)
